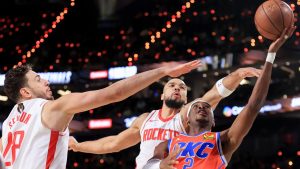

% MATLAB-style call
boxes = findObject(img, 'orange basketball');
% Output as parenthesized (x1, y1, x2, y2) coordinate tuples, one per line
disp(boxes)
(254, 0, 294, 40)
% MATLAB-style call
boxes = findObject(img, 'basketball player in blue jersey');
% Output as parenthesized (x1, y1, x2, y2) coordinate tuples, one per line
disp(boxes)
(143, 26, 296, 169)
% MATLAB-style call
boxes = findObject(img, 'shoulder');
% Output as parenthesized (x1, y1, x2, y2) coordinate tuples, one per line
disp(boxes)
(130, 112, 150, 129)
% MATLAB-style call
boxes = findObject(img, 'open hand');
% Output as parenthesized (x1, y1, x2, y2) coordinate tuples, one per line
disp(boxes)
(164, 60, 201, 77)
(268, 26, 296, 53)
(237, 67, 262, 78)
(160, 145, 182, 169)
(68, 136, 79, 152)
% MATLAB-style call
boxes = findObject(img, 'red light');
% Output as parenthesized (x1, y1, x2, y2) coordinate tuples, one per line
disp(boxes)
(297, 151, 300, 156)
(210, 9, 216, 14)
(73, 162, 78, 167)
(90, 70, 108, 79)
(88, 119, 112, 129)
(191, 51, 196, 56)
(277, 151, 283, 156)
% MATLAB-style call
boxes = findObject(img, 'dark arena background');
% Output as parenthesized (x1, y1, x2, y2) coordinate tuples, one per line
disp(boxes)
(0, 0, 300, 168)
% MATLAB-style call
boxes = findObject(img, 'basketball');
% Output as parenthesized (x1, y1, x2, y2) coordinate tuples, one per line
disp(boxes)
(254, 0, 294, 40)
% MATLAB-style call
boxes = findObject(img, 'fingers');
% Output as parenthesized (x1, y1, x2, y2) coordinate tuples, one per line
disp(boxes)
(281, 26, 297, 40)
(239, 68, 262, 77)
(287, 26, 297, 37)
(167, 159, 179, 166)
(186, 60, 201, 69)
(280, 28, 289, 40)
(169, 145, 181, 158)
(252, 68, 262, 77)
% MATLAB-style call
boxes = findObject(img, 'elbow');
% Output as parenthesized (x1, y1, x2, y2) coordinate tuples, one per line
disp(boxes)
(108, 142, 122, 153)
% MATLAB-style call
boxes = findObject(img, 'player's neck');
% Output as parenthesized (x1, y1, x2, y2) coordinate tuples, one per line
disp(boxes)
(188, 126, 210, 136)
(161, 104, 180, 118)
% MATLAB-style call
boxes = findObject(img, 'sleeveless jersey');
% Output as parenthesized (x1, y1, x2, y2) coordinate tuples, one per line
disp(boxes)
(2, 98, 69, 169)
(168, 132, 227, 169)
(136, 109, 186, 169)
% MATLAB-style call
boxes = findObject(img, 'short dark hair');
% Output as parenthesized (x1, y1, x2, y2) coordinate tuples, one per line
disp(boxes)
(4, 65, 32, 103)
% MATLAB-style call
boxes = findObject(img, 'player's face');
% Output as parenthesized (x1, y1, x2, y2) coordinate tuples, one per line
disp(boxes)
(161, 79, 187, 108)
(189, 101, 214, 127)
(23, 70, 54, 100)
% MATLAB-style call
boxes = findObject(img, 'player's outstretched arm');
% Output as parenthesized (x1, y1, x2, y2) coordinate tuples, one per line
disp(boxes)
(180, 67, 262, 122)
(221, 26, 296, 160)
(69, 113, 148, 154)
(200, 67, 262, 110)
(43, 60, 201, 131)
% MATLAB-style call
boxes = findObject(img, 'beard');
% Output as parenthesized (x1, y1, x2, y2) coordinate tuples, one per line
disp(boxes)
(165, 99, 185, 109)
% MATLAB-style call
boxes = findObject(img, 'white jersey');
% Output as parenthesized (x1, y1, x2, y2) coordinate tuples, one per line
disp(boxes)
(2, 98, 69, 169)
(136, 109, 186, 169)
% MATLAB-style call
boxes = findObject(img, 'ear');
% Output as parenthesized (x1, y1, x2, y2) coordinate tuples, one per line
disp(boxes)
(20, 87, 32, 99)
(161, 93, 164, 100)
(212, 119, 215, 128)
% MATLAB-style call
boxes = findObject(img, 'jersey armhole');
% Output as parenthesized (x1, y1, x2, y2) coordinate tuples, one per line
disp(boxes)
(216, 132, 228, 167)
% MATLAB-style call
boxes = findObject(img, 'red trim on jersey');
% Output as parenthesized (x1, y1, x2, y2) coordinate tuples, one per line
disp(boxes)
(158, 109, 175, 122)
(45, 131, 59, 169)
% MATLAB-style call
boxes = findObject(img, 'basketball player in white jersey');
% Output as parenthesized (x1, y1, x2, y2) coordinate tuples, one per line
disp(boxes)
(69, 66, 263, 168)
(0, 60, 201, 169)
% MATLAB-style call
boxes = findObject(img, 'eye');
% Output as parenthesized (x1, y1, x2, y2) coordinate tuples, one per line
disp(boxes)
(204, 104, 211, 109)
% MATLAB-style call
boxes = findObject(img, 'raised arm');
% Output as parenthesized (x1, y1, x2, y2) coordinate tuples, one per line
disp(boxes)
(180, 67, 261, 122)
(69, 113, 148, 154)
(201, 67, 261, 110)
(221, 26, 296, 160)
(43, 60, 200, 131)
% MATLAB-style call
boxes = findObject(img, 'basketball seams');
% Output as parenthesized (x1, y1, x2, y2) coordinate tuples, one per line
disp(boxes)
(261, 2, 281, 34)
(287, 3, 294, 27)
(273, 0, 284, 30)
(255, 17, 278, 38)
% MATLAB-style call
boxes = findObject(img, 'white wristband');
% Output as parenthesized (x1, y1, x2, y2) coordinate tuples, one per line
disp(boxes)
(216, 78, 234, 98)
(142, 159, 161, 169)
(266, 52, 276, 64)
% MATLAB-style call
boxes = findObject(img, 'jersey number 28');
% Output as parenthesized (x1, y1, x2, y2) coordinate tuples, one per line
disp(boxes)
(3, 131, 25, 166)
